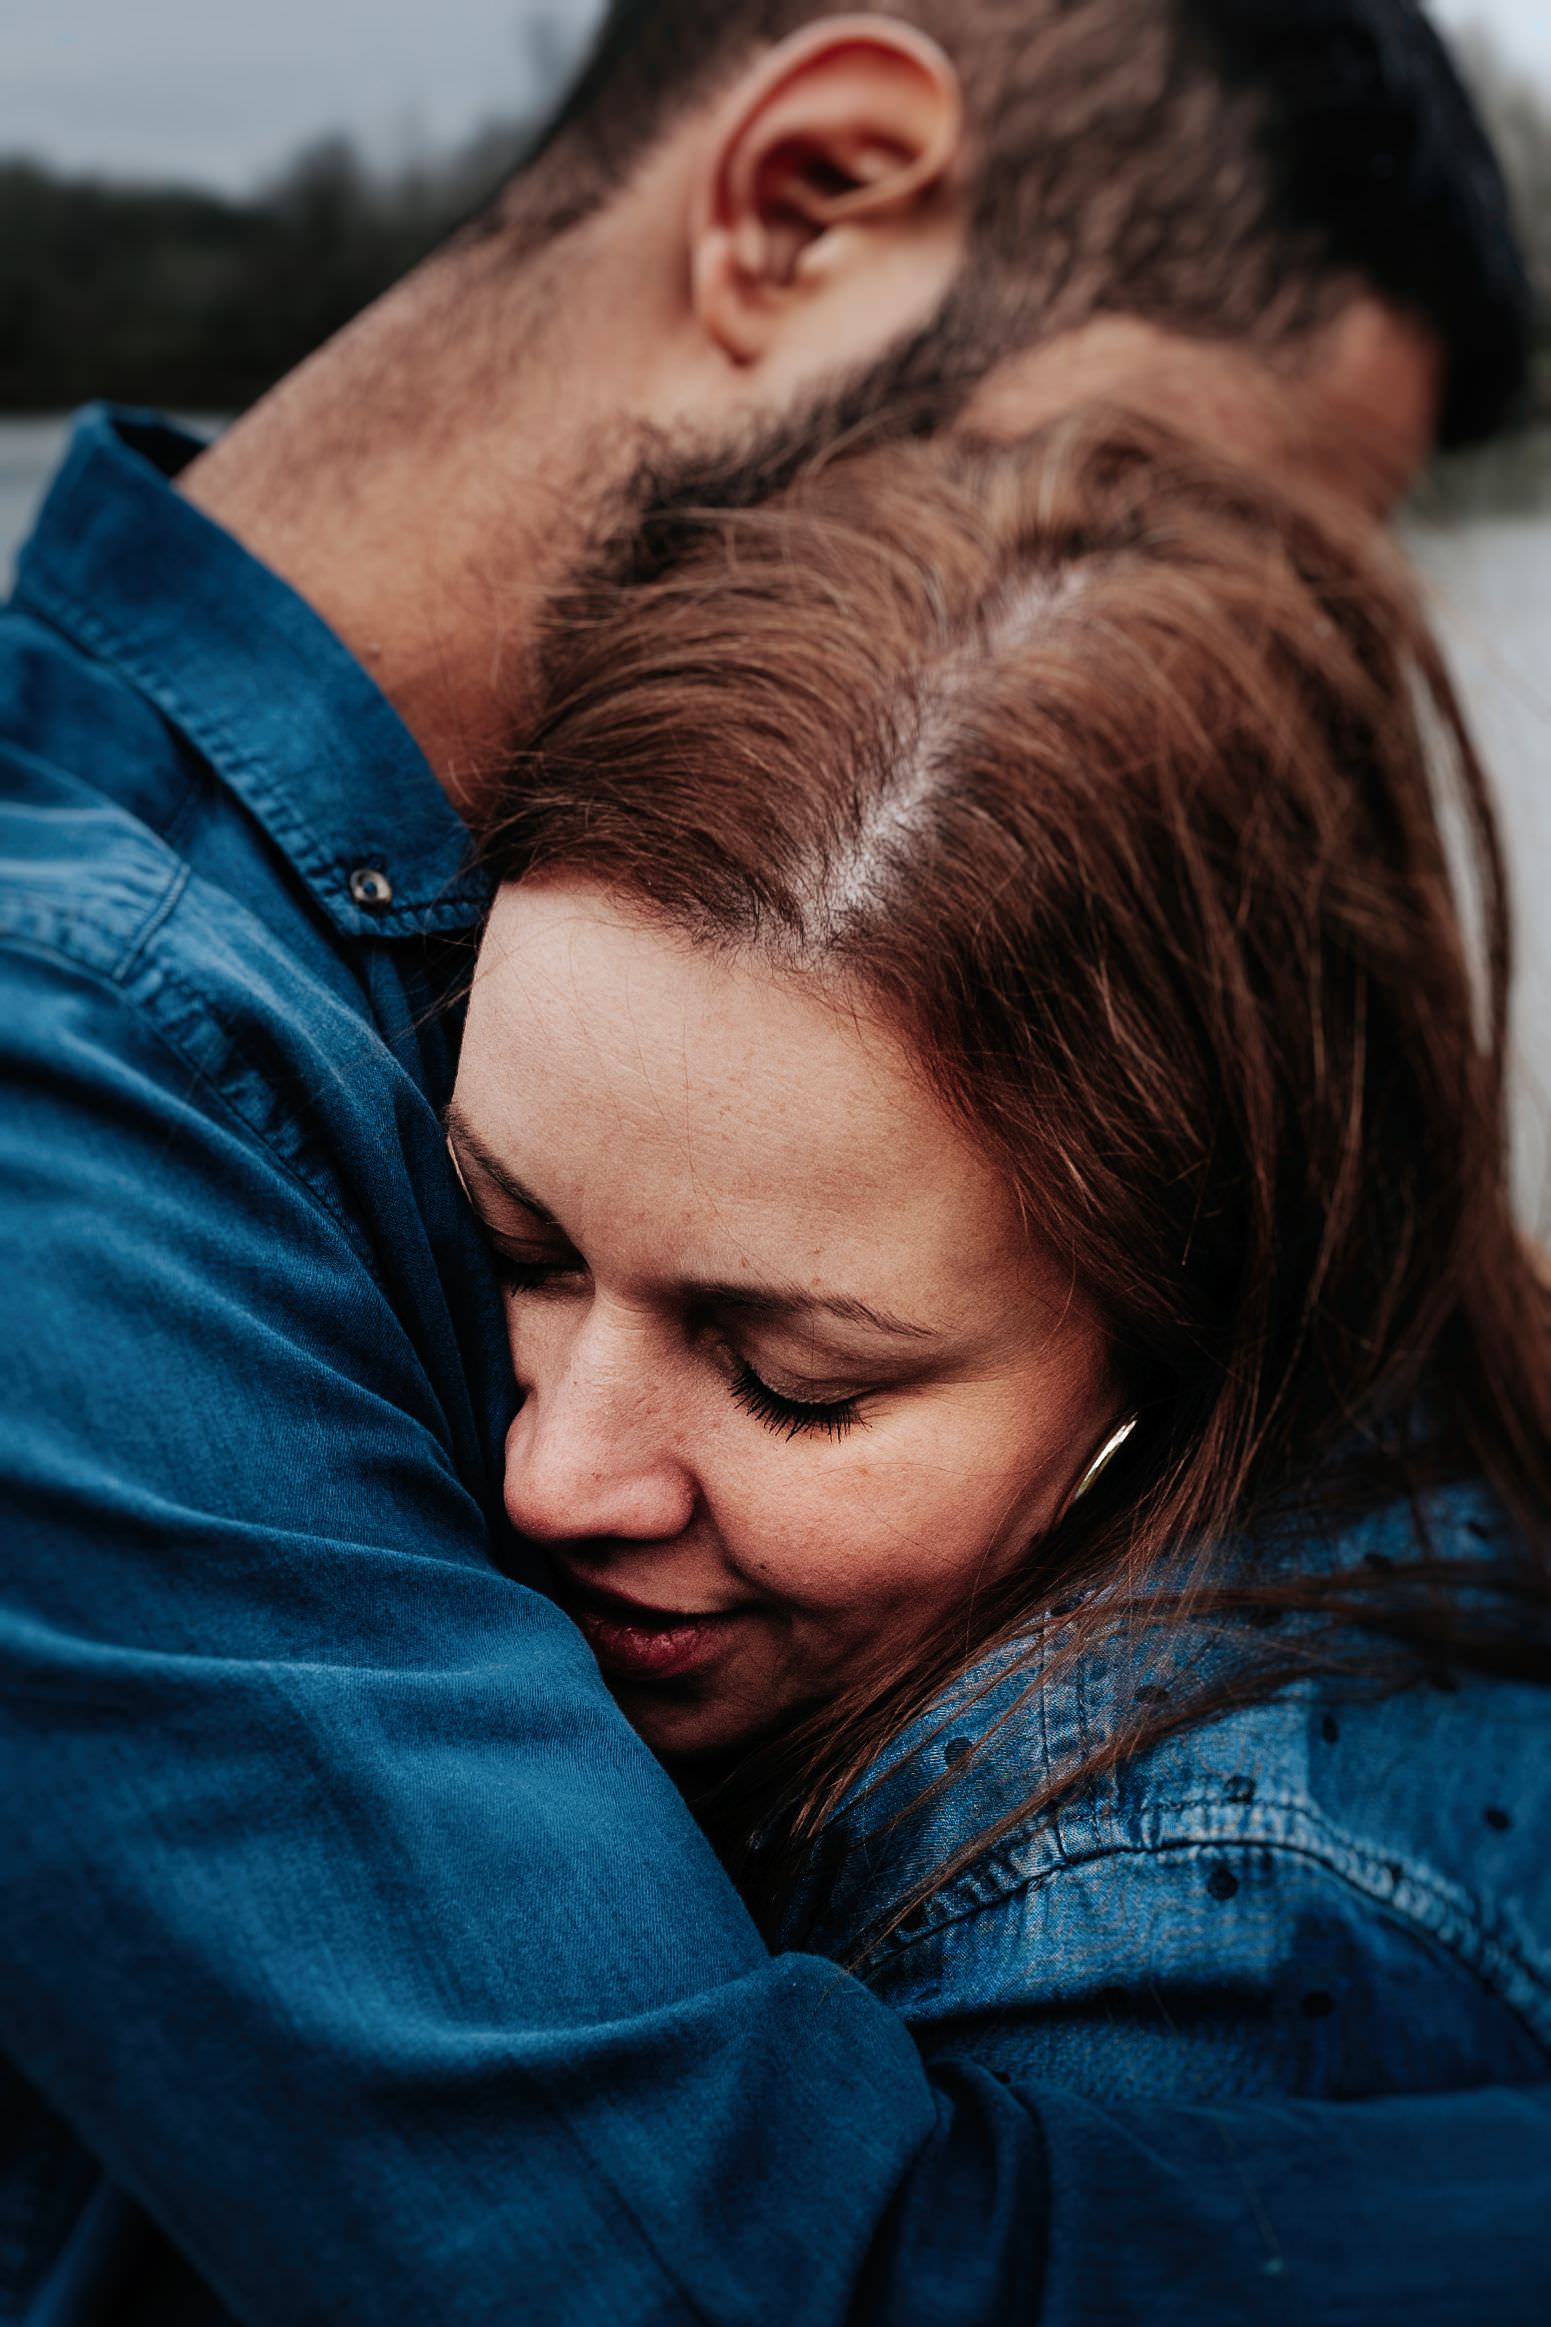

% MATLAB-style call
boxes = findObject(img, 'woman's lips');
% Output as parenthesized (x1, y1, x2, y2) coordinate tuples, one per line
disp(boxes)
(559, 1576, 751, 1685)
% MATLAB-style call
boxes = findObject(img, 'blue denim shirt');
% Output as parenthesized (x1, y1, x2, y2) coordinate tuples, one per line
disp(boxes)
(788, 1485, 1551, 2104)
(2, 411, 1549, 2327)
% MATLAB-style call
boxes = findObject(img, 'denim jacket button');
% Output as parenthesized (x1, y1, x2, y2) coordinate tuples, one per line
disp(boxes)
(349, 866, 395, 910)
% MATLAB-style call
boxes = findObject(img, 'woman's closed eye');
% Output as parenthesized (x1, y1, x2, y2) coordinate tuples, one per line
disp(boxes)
(727, 1360, 866, 1441)
(486, 1239, 873, 1441)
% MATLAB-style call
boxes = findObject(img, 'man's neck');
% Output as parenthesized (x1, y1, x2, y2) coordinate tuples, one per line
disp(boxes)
(179, 289, 615, 818)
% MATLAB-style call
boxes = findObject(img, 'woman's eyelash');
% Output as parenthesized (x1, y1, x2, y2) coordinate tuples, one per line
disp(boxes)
(728, 1360, 863, 1442)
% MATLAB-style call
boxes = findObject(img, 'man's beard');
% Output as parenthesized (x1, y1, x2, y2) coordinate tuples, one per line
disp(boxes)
(581, 268, 1005, 597)
(498, 263, 1020, 769)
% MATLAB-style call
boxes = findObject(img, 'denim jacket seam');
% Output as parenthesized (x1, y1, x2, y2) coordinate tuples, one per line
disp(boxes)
(128, 943, 383, 1270)
(0, 829, 188, 988)
(1036, 1659, 1073, 1875)
(865, 1799, 1551, 2052)
(114, 857, 192, 984)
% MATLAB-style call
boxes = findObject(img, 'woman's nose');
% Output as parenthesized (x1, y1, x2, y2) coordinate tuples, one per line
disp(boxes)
(502, 1320, 696, 1547)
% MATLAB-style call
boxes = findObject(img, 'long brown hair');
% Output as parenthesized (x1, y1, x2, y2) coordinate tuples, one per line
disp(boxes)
(480, 410, 1551, 1939)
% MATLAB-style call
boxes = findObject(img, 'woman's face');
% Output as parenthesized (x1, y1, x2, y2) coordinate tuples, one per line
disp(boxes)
(453, 876, 1116, 1761)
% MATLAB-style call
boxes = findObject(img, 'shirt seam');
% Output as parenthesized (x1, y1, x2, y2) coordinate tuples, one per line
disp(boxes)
(115, 858, 192, 984)
(867, 1815, 1551, 2056)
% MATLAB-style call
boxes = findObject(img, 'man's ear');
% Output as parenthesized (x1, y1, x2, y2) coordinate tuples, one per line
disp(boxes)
(690, 18, 964, 366)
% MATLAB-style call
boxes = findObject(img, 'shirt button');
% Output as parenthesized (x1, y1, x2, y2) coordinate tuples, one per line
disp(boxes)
(349, 866, 395, 910)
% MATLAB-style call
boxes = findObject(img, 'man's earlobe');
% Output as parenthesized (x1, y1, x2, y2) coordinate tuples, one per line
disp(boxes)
(690, 18, 963, 367)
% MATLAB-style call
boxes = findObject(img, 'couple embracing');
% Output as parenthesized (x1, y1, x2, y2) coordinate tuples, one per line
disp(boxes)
(3, 4, 1549, 2322)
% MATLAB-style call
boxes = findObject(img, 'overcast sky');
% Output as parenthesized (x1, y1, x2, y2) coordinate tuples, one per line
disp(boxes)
(1433, 0, 1551, 82)
(1, 0, 1546, 195)
(0, 2, 604, 191)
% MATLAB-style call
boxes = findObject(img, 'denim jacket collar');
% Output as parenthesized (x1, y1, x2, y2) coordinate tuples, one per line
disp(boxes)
(11, 406, 487, 941)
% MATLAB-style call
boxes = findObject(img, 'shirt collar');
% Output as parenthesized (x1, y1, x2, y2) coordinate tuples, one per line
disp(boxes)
(11, 406, 488, 940)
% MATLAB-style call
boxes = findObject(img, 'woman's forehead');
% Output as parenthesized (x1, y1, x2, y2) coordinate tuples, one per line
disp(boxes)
(459, 877, 1033, 1302)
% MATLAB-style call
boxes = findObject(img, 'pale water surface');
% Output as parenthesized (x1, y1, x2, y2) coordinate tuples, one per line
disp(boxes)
(3, 417, 1548, 1217)
(0, 420, 74, 576)
(1408, 518, 1551, 1223)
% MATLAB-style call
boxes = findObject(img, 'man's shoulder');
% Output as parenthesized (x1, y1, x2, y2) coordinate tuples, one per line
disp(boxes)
(0, 741, 348, 1072)
(0, 590, 371, 1044)
(0, 603, 187, 971)
(0, 667, 404, 1273)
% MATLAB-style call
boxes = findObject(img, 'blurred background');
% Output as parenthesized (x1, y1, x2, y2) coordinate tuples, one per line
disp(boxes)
(0, 0, 1547, 1209)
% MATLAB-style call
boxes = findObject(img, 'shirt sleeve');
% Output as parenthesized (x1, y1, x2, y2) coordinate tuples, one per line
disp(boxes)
(918, 2073, 1551, 2327)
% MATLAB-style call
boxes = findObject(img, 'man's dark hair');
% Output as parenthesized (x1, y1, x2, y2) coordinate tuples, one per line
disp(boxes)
(1194, 1, 1531, 445)
(510, 0, 1530, 448)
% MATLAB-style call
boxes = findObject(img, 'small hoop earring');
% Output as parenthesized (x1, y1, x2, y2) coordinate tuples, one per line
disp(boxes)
(1071, 1415, 1139, 1505)
(445, 1132, 475, 1207)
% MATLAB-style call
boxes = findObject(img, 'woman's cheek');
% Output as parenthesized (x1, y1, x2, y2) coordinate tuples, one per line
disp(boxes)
(719, 1431, 993, 1623)
(699, 1444, 879, 1612)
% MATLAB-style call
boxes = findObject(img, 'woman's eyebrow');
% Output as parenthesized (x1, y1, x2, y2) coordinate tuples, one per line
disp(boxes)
(445, 1106, 937, 1340)
(443, 1105, 556, 1223)
(702, 1284, 939, 1343)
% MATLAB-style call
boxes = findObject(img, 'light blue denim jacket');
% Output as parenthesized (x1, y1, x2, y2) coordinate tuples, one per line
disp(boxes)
(785, 1482, 1551, 2103)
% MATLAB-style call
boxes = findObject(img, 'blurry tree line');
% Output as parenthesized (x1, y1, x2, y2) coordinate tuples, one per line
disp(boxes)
(0, 24, 1548, 422)
(0, 120, 536, 415)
